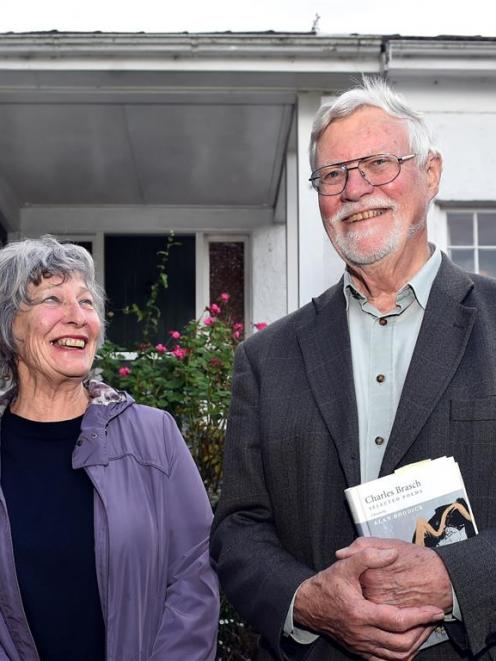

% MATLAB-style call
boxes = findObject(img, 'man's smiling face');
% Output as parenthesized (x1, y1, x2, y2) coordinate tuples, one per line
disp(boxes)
(315, 106, 440, 267)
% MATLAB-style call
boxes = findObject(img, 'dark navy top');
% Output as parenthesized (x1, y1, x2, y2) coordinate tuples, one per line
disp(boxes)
(1, 409, 105, 661)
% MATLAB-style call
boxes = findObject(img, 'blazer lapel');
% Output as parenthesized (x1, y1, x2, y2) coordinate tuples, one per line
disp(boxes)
(296, 283, 361, 487)
(380, 256, 477, 476)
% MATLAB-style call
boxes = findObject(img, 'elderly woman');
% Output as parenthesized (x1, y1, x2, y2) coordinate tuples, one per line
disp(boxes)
(0, 236, 219, 661)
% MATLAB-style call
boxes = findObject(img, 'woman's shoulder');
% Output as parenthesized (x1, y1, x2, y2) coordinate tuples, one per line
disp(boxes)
(105, 400, 185, 476)
(85, 380, 185, 473)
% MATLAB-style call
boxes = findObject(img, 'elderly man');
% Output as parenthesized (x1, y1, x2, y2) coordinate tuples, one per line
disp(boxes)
(211, 78, 496, 660)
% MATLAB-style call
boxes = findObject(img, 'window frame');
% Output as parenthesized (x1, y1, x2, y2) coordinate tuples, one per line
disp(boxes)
(196, 232, 252, 333)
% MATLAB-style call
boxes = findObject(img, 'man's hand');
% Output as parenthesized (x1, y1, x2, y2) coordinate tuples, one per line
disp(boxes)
(336, 538, 453, 613)
(293, 547, 444, 660)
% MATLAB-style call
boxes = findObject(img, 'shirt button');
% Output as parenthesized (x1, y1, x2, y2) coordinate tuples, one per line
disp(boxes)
(374, 436, 385, 446)
(376, 374, 385, 383)
(379, 318, 388, 326)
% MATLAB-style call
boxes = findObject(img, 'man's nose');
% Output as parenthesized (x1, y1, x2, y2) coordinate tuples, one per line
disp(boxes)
(340, 166, 374, 201)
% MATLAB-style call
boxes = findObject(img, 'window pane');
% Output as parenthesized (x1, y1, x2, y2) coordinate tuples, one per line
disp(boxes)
(449, 248, 474, 273)
(447, 213, 473, 246)
(478, 214, 496, 246)
(105, 235, 195, 347)
(479, 250, 496, 278)
(209, 242, 244, 325)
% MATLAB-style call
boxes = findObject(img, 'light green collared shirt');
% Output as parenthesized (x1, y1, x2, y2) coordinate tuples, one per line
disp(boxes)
(344, 245, 442, 482)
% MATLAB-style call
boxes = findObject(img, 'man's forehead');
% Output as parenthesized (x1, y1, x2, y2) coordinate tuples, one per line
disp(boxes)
(316, 107, 410, 164)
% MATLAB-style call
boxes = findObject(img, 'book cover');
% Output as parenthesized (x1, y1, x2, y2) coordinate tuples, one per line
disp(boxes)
(344, 456, 477, 649)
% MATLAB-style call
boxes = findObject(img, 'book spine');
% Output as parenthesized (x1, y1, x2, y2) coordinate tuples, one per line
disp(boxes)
(355, 521, 372, 537)
(345, 490, 368, 528)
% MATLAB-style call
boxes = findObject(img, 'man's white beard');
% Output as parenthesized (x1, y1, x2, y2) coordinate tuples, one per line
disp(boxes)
(324, 196, 425, 266)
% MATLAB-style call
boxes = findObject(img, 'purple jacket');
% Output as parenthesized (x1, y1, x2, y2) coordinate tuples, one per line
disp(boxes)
(0, 381, 219, 660)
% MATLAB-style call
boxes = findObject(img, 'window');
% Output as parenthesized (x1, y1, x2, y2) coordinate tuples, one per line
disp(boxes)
(447, 211, 496, 278)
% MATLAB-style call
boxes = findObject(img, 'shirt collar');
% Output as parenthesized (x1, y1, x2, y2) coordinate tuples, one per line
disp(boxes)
(407, 244, 441, 309)
(343, 244, 442, 311)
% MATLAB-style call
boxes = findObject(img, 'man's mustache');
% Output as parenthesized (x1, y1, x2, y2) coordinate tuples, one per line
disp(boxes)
(326, 196, 398, 226)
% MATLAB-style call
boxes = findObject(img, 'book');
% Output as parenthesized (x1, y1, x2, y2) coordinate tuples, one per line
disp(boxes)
(344, 456, 477, 648)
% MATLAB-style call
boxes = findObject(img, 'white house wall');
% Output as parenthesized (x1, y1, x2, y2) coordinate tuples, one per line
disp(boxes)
(393, 79, 496, 203)
(252, 224, 287, 326)
(430, 112, 496, 202)
(391, 78, 496, 255)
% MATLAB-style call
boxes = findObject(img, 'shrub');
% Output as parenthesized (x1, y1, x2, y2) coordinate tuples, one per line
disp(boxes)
(98, 293, 240, 503)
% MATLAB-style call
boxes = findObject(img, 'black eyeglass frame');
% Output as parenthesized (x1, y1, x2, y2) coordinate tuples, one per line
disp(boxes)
(309, 153, 417, 196)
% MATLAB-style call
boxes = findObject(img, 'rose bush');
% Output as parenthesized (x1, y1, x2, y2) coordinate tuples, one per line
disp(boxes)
(99, 295, 245, 501)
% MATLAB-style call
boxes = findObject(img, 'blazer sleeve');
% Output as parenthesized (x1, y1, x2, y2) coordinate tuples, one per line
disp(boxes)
(149, 414, 220, 661)
(435, 530, 496, 657)
(210, 342, 317, 659)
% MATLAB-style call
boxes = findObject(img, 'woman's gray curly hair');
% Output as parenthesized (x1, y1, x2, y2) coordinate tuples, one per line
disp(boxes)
(0, 235, 105, 388)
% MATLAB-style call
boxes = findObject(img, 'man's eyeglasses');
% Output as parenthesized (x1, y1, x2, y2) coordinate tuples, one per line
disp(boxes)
(309, 153, 416, 196)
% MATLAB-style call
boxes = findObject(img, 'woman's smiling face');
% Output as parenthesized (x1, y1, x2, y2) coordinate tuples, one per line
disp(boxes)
(13, 272, 102, 388)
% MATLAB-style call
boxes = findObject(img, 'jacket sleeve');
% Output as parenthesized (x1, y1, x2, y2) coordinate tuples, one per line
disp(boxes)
(436, 530, 496, 658)
(149, 414, 219, 661)
(210, 342, 317, 659)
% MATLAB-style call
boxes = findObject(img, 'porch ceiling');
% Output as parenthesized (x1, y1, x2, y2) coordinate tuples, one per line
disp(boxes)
(0, 31, 388, 229)
(0, 95, 293, 211)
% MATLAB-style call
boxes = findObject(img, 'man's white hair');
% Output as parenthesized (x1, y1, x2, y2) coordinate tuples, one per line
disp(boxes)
(309, 76, 441, 171)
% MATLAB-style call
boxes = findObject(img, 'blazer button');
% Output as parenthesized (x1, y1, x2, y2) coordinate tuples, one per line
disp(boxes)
(374, 436, 385, 446)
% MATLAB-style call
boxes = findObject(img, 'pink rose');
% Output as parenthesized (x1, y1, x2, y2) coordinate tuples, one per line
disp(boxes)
(209, 303, 221, 316)
(232, 321, 244, 340)
(254, 322, 268, 331)
(220, 292, 230, 302)
(204, 316, 215, 326)
(118, 366, 131, 377)
(171, 346, 187, 360)
(169, 330, 181, 340)
(155, 343, 167, 354)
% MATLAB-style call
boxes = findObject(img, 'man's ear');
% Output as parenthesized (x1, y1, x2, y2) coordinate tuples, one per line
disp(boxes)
(426, 152, 442, 200)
